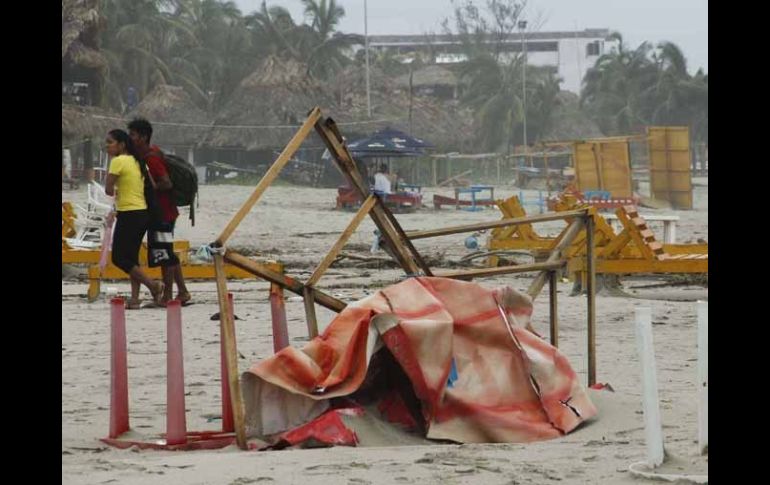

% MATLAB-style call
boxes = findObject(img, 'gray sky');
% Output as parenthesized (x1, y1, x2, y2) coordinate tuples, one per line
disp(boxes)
(233, 0, 708, 73)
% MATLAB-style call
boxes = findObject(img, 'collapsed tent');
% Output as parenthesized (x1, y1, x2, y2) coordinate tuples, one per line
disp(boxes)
(242, 277, 597, 447)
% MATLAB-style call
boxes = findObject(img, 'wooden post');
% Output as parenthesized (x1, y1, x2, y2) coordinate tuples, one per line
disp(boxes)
(108, 298, 129, 439)
(544, 153, 550, 196)
(165, 300, 187, 446)
(432, 157, 437, 186)
(586, 213, 596, 387)
(83, 138, 94, 181)
(634, 306, 665, 467)
(220, 293, 235, 432)
(269, 284, 289, 352)
(314, 118, 423, 275)
(223, 251, 347, 312)
(303, 286, 319, 339)
(549, 271, 558, 347)
(215, 108, 321, 246)
(377, 202, 433, 276)
(697, 300, 708, 455)
(213, 253, 247, 449)
(434, 260, 564, 280)
(407, 209, 587, 240)
(307, 195, 376, 286)
(527, 218, 585, 300)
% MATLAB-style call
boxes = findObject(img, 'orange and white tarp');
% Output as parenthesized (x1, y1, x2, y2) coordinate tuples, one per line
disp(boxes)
(242, 277, 597, 445)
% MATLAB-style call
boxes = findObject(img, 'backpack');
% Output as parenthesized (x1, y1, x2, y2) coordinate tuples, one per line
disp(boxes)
(153, 149, 199, 226)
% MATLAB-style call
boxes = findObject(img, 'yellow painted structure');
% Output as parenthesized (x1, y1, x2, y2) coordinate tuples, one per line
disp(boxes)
(572, 139, 633, 198)
(647, 126, 693, 209)
(488, 197, 707, 278)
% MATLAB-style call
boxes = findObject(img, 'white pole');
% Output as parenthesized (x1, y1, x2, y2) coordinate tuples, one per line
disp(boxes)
(519, 20, 529, 153)
(521, 23, 528, 151)
(697, 300, 708, 455)
(364, 0, 371, 118)
(634, 306, 665, 467)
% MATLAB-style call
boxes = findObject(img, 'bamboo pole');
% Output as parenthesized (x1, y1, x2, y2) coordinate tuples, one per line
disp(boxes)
(434, 260, 564, 280)
(307, 195, 376, 286)
(549, 271, 558, 347)
(224, 251, 346, 312)
(406, 209, 587, 240)
(213, 254, 247, 449)
(303, 286, 318, 339)
(527, 218, 585, 300)
(215, 108, 321, 246)
(586, 213, 597, 386)
(314, 118, 422, 274)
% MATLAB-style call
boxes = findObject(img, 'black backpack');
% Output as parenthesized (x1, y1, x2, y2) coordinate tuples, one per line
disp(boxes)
(153, 150, 199, 226)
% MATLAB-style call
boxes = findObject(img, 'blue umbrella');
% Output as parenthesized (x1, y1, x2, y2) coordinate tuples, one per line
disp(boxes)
(347, 127, 433, 158)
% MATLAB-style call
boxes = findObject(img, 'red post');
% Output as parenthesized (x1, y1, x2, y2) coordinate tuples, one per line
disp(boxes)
(220, 293, 235, 432)
(270, 283, 290, 352)
(109, 297, 129, 439)
(166, 300, 187, 445)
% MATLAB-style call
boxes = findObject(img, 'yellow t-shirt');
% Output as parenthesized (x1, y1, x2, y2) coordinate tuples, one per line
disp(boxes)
(108, 155, 147, 211)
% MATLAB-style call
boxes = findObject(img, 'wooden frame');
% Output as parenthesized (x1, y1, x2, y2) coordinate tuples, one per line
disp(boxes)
(209, 107, 602, 447)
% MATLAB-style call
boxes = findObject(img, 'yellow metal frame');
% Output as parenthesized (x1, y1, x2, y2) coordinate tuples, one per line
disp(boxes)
(86, 259, 283, 302)
(487, 196, 707, 277)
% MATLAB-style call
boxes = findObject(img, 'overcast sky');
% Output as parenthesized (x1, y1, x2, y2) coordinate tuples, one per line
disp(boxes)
(233, 0, 708, 73)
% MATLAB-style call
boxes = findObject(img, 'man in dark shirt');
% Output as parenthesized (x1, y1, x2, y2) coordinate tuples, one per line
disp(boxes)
(128, 118, 191, 306)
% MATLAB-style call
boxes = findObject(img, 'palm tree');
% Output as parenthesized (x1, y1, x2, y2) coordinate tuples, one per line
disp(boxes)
(171, 0, 254, 109)
(580, 32, 658, 134)
(301, 0, 344, 40)
(100, 0, 194, 110)
(245, 0, 361, 80)
(581, 35, 708, 142)
(298, 0, 363, 79)
(525, 67, 563, 142)
(245, 1, 305, 60)
(460, 54, 525, 152)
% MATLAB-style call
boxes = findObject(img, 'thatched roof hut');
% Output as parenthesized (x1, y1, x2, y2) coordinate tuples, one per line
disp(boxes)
(323, 65, 473, 152)
(62, 0, 105, 69)
(204, 56, 333, 150)
(62, 103, 123, 145)
(128, 84, 211, 146)
(62, 0, 107, 105)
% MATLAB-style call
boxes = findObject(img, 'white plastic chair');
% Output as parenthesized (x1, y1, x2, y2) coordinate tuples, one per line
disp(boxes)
(70, 182, 114, 245)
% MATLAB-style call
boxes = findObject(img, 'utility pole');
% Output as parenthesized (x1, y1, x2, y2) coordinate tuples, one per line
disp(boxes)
(365, 0, 371, 118)
(518, 20, 528, 152)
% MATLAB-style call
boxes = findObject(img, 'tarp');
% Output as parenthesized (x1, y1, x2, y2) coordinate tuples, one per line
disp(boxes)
(242, 277, 596, 447)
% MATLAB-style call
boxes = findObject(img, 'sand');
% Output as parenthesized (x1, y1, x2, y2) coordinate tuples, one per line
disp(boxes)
(62, 180, 708, 484)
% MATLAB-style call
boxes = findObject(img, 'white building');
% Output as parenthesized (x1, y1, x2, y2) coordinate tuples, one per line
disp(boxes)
(366, 29, 615, 94)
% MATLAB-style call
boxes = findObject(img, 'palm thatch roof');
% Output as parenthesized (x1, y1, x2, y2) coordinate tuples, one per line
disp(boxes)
(62, 103, 123, 145)
(204, 56, 333, 150)
(62, 0, 107, 70)
(128, 84, 211, 146)
(394, 65, 459, 88)
(323, 66, 474, 152)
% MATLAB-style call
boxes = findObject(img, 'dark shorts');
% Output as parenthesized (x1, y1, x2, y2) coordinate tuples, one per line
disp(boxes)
(112, 210, 149, 274)
(148, 219, 180, 268)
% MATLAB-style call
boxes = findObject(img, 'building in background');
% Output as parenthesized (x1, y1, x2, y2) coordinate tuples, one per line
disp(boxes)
(366, 29, 614, 94)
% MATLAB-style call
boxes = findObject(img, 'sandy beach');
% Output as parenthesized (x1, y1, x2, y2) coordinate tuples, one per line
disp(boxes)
(62, 180, 708, 484)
